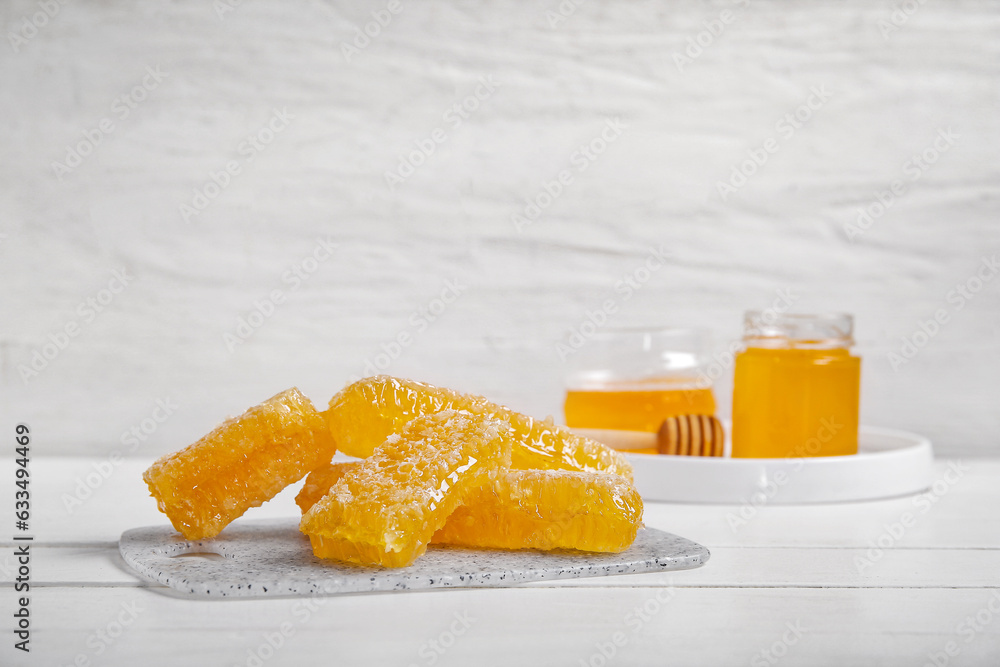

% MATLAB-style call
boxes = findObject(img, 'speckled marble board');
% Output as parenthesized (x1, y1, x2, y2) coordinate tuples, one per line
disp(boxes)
(119, 520, 709, 598)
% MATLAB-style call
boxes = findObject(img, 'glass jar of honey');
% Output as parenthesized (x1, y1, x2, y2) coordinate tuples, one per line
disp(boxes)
(731, 312, 860, 459)
(564, 328, 716, 454)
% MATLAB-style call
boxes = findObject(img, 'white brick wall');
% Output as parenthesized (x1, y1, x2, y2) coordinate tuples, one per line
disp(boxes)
(1, 0, 997, 457)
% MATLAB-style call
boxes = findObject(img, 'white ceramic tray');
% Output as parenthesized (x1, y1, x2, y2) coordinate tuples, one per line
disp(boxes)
(582, 426, 933, 505)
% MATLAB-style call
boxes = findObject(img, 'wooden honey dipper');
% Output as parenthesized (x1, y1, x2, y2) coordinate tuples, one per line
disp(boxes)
(657, 414, 725, 457)
(570, 414, 726, 457)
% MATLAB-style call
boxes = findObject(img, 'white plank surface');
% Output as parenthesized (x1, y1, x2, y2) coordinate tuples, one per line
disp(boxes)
(4, 587, 1000, 667)
(5, 457, 998, 548)
(4, 544, 999, 590)
(1, 0, 998, 458)
(1, 456, 1000, 666)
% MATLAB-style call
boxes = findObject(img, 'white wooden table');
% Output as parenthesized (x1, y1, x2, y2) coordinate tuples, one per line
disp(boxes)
(3, 457, 999, 666)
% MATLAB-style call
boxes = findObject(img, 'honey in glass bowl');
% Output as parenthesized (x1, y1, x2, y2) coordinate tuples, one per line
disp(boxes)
(564, 378, 715, 433)
(731, 312, 860, 459)
(563, 328, 716, 454)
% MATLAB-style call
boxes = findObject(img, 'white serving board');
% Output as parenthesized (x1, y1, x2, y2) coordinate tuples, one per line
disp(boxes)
(119, 520, 709, 598)
(624, 426, 933, 504)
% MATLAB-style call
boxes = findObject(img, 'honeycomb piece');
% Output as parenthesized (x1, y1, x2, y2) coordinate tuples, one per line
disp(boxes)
(325, 376, 631, 478)
(143, 388, 336, 540)
(298, 463, 643, 554)
(434, 469, 643, 553)
(294, 461, 354, 514)
(300, 409, 511, 568)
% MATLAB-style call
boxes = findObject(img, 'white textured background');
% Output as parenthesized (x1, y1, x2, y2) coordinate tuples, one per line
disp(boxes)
(1, 0, 998, 458)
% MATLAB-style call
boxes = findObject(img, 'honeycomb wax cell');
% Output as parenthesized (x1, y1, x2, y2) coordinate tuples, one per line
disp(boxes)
(298, 463, 643, 554)
(300, 409, 512, 568)
(324, 376, 631, 478)
(143, 388, 337, 540)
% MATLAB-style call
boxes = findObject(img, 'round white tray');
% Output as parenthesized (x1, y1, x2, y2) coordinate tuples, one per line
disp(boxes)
(612, 426, 933, 504)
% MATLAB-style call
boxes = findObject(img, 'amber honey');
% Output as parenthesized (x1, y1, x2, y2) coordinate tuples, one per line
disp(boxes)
(565, 381, 716, 454)
(731, 313, 861, 459)
(563, 328, 716, 454)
